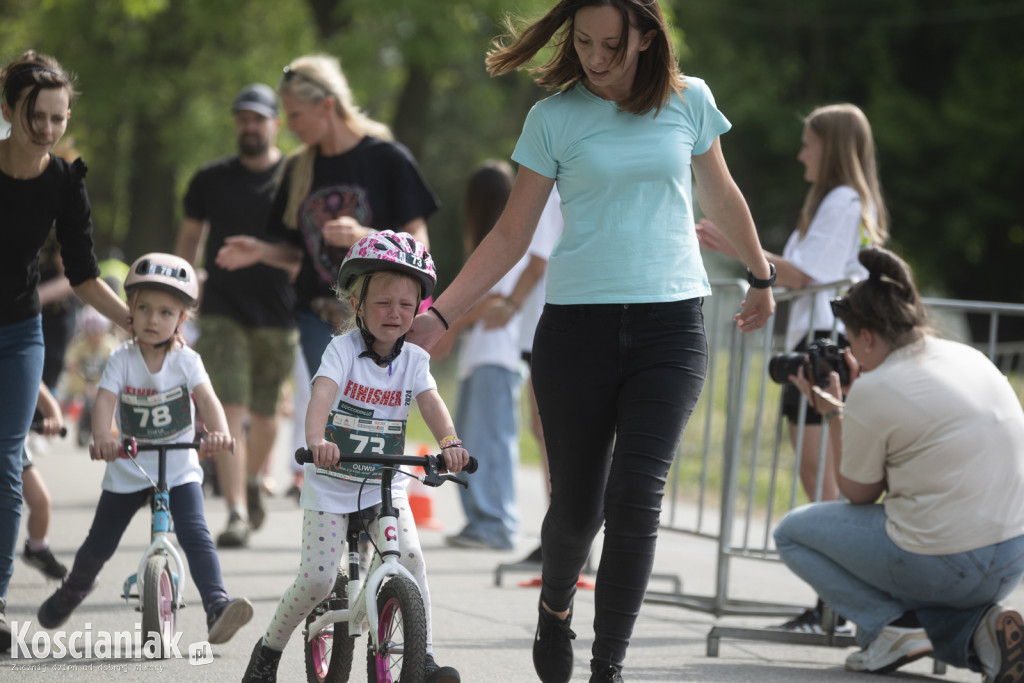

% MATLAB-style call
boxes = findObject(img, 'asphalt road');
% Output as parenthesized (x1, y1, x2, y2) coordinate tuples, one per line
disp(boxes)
(3, 426, 1011, 682)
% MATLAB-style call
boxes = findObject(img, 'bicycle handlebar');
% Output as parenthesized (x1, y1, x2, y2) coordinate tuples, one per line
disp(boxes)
(29, 419, 67, 438)
(294, 448, 478, 484)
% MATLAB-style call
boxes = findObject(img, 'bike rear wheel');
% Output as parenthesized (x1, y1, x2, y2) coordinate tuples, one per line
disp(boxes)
(142, 554, 175, 659)
(305, 570, 356, 683)
(367, 576, 426, 683)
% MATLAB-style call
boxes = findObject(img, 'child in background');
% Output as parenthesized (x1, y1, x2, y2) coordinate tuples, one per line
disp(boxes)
(37, 253, 253, 646)
(21, 383, 68, 580)
(243, 231, 468, 683)
(63, 305, 119, 446)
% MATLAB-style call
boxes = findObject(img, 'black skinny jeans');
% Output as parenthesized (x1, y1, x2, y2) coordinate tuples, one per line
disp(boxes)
(532, 298, 708, 669)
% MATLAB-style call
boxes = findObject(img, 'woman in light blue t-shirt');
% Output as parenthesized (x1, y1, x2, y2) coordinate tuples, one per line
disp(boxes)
(409, 3, 775, 681)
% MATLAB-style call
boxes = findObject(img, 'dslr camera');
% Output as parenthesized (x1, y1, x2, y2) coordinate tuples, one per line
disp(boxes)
(769, 338, 851, 388)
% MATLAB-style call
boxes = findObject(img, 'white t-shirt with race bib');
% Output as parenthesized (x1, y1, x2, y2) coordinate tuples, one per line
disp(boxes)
(301, 330, 438, 514)
(98, 341, 208, 493)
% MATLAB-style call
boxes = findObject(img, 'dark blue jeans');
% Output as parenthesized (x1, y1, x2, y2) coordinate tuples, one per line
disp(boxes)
(0, 316, 45, 601)
(531, 299, 707, 670)
(67, 481, 228, 614)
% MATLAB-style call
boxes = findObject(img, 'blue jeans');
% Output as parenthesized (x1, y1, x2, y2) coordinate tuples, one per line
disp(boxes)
(67, 482, 229, 614)
(297, 309, 335, 378)
(0, 316, 45, 601)
(454, 365, 523, 549)
(774, 502, 1024, 670)
(531, 299, 708, 669)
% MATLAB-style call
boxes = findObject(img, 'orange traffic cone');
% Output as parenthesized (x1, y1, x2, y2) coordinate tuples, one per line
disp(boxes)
(407, 443, 444, 531)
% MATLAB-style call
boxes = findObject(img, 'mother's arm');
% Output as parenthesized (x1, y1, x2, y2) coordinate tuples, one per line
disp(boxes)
(406, 167, 554, 350)
(692, 138, 775, 331)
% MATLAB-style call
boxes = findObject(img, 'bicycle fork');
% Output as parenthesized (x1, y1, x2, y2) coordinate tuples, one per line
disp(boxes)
(122, 489, 188, 611)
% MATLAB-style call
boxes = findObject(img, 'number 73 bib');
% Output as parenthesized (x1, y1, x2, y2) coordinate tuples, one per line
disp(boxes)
(119, 385, 193, 441)
(320, 411, 406, 485)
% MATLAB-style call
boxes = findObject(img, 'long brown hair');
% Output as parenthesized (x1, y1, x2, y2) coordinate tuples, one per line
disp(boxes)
(797, 103, 888, 245)
(278, 54, 392, 230)
(486, 0, 684, 117)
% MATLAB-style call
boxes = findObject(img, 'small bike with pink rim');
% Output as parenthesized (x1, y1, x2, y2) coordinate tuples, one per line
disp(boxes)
(294, 447, 476, 683)
(91, 436, 224, 658)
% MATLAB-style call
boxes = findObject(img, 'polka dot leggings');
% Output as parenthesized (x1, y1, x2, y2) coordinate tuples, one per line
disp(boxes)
(262, 492, 434, 653)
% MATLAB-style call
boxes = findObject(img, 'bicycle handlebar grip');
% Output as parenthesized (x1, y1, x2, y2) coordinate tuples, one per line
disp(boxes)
(462, 456, 479, 475)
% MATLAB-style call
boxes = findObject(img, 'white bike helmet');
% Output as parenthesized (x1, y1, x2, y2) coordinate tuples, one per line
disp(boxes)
(338, 230, 436, 299)
(124, 253, 199, 306)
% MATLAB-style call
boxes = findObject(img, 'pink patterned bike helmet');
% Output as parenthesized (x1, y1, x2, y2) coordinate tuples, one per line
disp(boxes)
(124, 253, 199, 306)
(338, 231, 436, 299)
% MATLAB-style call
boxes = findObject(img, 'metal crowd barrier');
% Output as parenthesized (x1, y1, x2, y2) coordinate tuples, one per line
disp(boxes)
(640, 278, 1024, 661)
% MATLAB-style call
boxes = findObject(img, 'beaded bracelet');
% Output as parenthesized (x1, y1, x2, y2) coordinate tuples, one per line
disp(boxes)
(439, 435, 462, 449)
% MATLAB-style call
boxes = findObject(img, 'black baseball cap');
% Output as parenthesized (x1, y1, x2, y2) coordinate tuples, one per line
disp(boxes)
(231, 83, 278, 118)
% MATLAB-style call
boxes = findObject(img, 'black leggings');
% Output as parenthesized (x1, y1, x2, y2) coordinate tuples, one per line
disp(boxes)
(531, 299, 707, 669)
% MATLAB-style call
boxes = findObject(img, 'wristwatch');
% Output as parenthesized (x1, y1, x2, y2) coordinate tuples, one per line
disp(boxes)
(746, 263, 776, 289)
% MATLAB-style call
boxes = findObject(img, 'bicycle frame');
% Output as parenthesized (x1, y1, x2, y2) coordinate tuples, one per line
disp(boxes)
(119, 439, 199, 613)
(304, 467, 420, 654)
(299, 450, 475, 654)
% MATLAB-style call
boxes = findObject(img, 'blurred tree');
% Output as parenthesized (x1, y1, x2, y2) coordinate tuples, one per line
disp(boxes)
(3, 0, 1019, 313)
(672, 0, 1024, 312)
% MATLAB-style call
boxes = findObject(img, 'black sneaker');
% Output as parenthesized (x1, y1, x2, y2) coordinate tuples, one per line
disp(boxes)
(424, 652, 461, 683)
(247, 480, 265, 530)
(206, 597, 253, 644)
(23, 541, 68, 580)
(216, 511, 250, 548)
(242, 637, 282, 683)
(38, 580, 94, 629)
(1, 597, 10, 653)
(533, 598, 576, 683)
(590, 663, 624, 682)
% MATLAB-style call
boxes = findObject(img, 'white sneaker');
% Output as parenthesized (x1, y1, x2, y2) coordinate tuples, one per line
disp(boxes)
(973, 604, 1024, 683)
(845, 625, 933, 673)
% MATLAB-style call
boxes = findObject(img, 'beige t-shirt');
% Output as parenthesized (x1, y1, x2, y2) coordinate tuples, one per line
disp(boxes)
(842, 336, 1024, 554)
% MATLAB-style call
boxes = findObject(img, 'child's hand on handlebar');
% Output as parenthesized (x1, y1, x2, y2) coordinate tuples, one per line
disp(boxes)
(199, 432, 233, 457)
(309, 439, 340, 468)
(440, 446, 470, 474)
(91, 436, 121, 462)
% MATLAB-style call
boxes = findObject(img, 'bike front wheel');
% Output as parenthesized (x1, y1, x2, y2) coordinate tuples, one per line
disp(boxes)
(142, 554, 175, 659)
(305, 570, 356, 683)
(367, 576, 426, 683)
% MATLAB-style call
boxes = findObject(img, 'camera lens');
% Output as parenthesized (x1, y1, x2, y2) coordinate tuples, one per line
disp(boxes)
(768, 352, 807, 384)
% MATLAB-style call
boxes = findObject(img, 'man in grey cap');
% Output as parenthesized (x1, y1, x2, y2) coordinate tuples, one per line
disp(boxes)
(175, 84, 297, 547)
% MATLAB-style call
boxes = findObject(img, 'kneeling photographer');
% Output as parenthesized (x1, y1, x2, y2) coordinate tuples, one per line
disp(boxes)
(773, 246, 1024, 679)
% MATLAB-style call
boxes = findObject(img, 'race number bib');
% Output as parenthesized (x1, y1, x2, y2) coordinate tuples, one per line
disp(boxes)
(119, 385, 193, 441)
(319, 412, 406, 485)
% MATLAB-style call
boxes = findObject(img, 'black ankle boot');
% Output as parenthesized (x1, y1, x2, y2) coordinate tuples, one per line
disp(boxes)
(533, 598, 576, 683)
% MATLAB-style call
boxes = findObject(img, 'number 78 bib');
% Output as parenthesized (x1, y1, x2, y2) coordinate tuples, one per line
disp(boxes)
(320, 412, 406, 485)
(119, 385, 193, 441)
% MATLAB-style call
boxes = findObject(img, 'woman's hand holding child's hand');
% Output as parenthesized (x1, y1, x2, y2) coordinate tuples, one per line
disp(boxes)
(309, 439, 340, 468)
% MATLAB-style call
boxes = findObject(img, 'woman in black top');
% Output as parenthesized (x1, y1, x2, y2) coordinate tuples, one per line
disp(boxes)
(0, 51, 128, 651)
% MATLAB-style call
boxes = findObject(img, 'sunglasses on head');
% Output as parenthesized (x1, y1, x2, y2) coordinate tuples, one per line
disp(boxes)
(282, 66, 331, 95)
(830, 296, 851, 318)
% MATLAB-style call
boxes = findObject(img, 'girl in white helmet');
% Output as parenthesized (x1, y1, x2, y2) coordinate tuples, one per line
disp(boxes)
(244, 231, 468, 683)
(37, 253, 254, 647)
